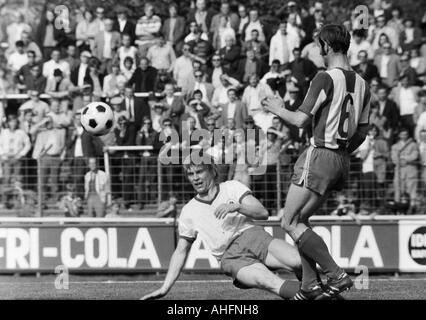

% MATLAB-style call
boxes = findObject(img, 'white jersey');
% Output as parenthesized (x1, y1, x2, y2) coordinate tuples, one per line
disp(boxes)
(178, 180, 255, 260)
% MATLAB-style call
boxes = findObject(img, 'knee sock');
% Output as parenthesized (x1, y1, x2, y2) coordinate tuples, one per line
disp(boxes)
(297, 228, 343, 279)
(300, 251, 321, 291)
(279, 280, 300, 299)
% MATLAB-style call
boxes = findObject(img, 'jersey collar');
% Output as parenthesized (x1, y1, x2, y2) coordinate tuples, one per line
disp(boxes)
(194, 184, 220, 205)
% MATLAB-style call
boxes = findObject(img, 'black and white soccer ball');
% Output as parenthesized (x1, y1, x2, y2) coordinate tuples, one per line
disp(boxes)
(80, 102, 114, 136)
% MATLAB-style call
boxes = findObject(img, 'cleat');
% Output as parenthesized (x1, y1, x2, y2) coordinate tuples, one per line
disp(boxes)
(291, 285, 332, 300)
(326, 272, 353, 296)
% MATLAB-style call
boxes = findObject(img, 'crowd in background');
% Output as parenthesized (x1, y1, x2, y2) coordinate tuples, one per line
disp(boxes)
(0, 0, 426, 217)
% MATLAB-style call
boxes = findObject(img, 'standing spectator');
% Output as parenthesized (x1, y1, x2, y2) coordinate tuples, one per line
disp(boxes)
(369, 15, 399, 51)
(182, 91, 211, 130)
(375, 84, 400, 134)
(399, 54, 418, 86)
(92, 18, 121, 75)
(241, 8, 268, 42)
(42, 48, 71, 79)
(35, 9, 60, 60)
(210, 1, 239, 34)
(113, 5, 136, 44)
(70, 51, 91, 88)
(369, 103, 392, 141)
(162, 3, 186, 54)
(136, 117, 159, 206)
(212, 16, 236, 50)
(211, 73, 240, 110)
(387, 7, 404, 37)
(186, 27, 214, 63)
(243, 29, 269, 63)
(185, 70, 214, 104)
(374, 42, 401, 88)
(128, 57, 158, 93)
(269, 22, 292, 66)
(161, 83, 185, 131)
(121, 57, 136, 81)
(217, 87, 246, 129)
(173, 43, 194, 89)
(358, 124, 389, 213)
(353, 50, 380, 83)
(147, 35, 176, 72)
(235, 49, 268, 84)
(21, 31, 42, 63)
(45, 69, 73, 99)
(15, 50, 39, 92)
(19, 90, 49, 123)
(241, 74, 273, 117)
(7, 41, 28, 74)
(391, 127, 419, 214)
(237, 4, 249, 37)
(286, 13, 303, 54)
(103, 62, 127, 99)
(410, 47, 426, 85)
(348, 29, 374, 68)
(122, 85, 150, 132)
(135, 2, 162, 57)
(185, 21, 209, 43)
(0, 115, 31, 185)
(390, 74, 421, 135)
(6, 12, 31, 51)
(64, 45, 80, 72)
(400, 18, 422, 52)
(116, 33, 139, 76)
(31, 116, 66, 202)
(301, 29, 325, 70)
(218, 35, 241, 73)
(286, 47, 317, 95)
(75, 10, 98, 52)
(187, 0, 216, 35)
(92, 6, 106, 34)
(85, 157, 110, 217)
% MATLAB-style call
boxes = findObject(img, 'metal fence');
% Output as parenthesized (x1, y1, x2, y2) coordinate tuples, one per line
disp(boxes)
(1, 153, 426, 217)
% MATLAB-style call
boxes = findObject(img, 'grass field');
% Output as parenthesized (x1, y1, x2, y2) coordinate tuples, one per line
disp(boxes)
(0, 273, 425, 300)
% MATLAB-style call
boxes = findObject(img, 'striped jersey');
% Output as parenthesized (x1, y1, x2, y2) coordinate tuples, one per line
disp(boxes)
(298, 68, 371, 149)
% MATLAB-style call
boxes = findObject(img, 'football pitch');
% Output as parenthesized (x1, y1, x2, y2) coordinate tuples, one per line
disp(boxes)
(0, 273, 425, 300)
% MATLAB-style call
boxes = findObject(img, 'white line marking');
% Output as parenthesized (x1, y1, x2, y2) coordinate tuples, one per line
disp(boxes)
(1, 278, 426, 285)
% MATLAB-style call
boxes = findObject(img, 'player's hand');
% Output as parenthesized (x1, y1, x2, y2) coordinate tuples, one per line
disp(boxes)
(214, 203, 241, 219)
(140, 287, 167, 300)
(262, 97, 283, 115)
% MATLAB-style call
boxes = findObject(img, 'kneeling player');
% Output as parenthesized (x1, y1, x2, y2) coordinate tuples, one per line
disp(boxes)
(141, 161, 304, 300)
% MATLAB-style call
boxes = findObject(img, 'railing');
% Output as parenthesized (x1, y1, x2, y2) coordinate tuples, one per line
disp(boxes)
(1, 152, 426, 217)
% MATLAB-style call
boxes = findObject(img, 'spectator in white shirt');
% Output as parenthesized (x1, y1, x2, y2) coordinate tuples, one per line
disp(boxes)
(286, 13, 303, 55)
(146, 35, 176, 72)
(241, 74, 274, 116)
(43, 48, 70, 79)
(348, 29, 374, 67)
(135, 2, 162, 56)
(173, 43, 194, 89)
(301, 29, 325, 69)
(6, 12, 32, 52)
(116, 33, 139, 75)
(243, 8, 266, 42)
(103, 62, 127, 98)
(0, 115, 31, 185)
(269, 22, 292, 66)
(7, 41, 28, 74)
(184, 21, 209, 43)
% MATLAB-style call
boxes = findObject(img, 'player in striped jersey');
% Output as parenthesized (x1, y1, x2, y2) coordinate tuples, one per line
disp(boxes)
(264, 24, 371, 300)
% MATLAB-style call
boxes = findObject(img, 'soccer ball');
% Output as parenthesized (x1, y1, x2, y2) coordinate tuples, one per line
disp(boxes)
(80, 102, 114, 136)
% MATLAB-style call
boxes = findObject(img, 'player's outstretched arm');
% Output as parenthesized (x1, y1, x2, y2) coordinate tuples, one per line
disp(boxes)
(215, 194, 269, 220)
(140, 237, 193, 300)
(263, 97, 311, 128)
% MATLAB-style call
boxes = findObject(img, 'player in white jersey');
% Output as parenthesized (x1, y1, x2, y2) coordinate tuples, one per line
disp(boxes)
(264, 24, 371, 300)
(141, 159, 306, 300)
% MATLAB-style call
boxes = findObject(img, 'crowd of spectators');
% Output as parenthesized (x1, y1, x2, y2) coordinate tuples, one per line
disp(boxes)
(0, 0, 426, 216)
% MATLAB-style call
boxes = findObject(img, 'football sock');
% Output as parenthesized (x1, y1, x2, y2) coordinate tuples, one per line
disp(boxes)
(279, 280, 300, 299)
(300, 251, 320, 291)
(297, 228, 343, 280)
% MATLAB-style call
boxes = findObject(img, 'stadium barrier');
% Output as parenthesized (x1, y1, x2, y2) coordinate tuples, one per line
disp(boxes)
(0, 216, 425, 273)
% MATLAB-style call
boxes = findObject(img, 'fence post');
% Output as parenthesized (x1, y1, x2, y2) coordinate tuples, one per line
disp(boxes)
(276, 162, 281, 215)
(36, 158, 42, 217)
(157, 158, 162, 206)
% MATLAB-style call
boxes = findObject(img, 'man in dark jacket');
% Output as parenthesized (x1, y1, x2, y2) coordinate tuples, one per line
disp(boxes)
(128, 57, 158, 93)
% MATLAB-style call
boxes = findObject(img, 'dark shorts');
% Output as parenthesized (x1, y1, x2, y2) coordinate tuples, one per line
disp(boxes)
(291, 146, 350, 196)
(220, 226, 273, 287)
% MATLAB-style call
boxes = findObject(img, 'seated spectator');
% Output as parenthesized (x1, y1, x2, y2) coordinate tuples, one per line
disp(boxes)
(155, 69, 175, 93)
(45, 69, 74, 99)
(184, 21, 209, 43)
(70, 51, 91, 89)
(156, 193, 178, 218)
(7, 41, 28, 74)
(116, 33, 139, 76)
(348, 29, 373, 67)
(151, 103, 169, 133)
(85, 157, 110, 217)
(109, 96, 129, 129)
(58, 184, 82, 217)
(161, 3, 186, 54)
(103, 63, 127, 99)
(187, 0, 216, 35)
(186, 27, 214, 63)
(218, 35, 241, 73)
(235, 49, 268, 84)
(147, 35, 176, 73)
(369, 15, 399, 51)
(211, 74, 240, 110)
(243, 29, 269, 62)
(127, 57, 158, 93)
(160, 83, 185, 131)
(105, 200, 121, 218)
(75, 9, 98, 52)
(46, 98, 72, 129)
(241, 74, 273, 116)
(253, 103, 275, 134)
(391, 127, 419, 214)
(121, 56, 136, 81)
(210, 0, 239, 35)
(43, 48, 70, 79)
(410, 47, 426, 84)
(0, 115, 31, 185)
(400, 18, 422, 52)
(241, 8, 268, 43)
(19, 90, 49, 123)
(353, 50, 380, 83)
(135, 2, 162, 57)
(181, 90, 211, 130)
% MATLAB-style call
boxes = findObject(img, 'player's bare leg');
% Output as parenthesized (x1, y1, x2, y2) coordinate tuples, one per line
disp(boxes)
(264, 238, 302, 279)
(281, 184, 351, 298)
(235, 263, 300, 299)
